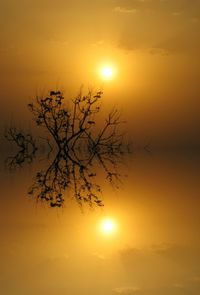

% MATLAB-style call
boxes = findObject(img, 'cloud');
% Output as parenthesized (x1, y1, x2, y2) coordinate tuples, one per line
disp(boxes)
(118, 24, 200, 55)
(148, 47, 170, 55)
(114, 6, 137, 13)
(117, 40, 170, 55)
(90, 40, 105, 47)
(114, 286, 140, 294)
(113, 285, 195, 295)
(91, 252, 105, 260)
(173, 283, 184, 288)
(155, 28, 200, 54)
(119, 243, 200, 292)
(150, 244, 200, 272)
(189, 276, 200, 282)
(114, 0, 198, 14)
(191, 17, 199, 23)
(172, 11, 183, 16)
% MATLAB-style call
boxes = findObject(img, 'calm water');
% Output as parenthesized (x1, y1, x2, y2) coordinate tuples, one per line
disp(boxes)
(1, 150, 200, 295)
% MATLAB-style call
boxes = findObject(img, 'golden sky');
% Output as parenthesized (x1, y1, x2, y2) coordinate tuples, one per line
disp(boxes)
(0, 0, 200, 147)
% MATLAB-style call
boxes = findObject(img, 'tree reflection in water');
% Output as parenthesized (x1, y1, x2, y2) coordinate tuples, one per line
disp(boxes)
(5, 127, 38, 171)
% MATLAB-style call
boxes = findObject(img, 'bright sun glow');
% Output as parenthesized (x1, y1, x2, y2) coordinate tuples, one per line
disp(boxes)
(100, 66, 114, 80)
(100, 218, 117, 235)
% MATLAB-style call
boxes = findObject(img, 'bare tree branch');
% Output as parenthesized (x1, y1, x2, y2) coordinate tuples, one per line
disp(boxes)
(5, 89, 131, 208)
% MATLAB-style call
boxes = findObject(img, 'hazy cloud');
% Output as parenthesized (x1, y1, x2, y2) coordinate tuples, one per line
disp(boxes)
(114, 6, 137, 13)
(91, 252, 106, 260)
(190, 17, 199, 23)
(118, 41, 170, 55)
(189, 276, 200, 282)
(151, 244, 200, 271)
(148, 47, 170, 55)
(172, 11, 184, 16)
(113, 285, 196, 295)
(118, 243, 200, 293)
(118, 24, 200, 55)
(90, 40, 105, 47)
(154, 28, 200, 54)
(114, 286, 140, 294)
(114, 0, 198, 14)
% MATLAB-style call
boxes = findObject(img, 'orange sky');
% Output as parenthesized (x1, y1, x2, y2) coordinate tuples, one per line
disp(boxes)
(0, 0, 200, 147)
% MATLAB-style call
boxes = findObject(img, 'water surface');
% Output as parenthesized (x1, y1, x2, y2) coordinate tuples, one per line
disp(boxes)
(0, 151, 200, 295)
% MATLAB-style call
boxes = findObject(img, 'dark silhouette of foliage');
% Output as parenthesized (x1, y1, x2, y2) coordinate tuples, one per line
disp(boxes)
(28, 151, 103, 208)
(27, 90, 103, 151)
(5, 127, 37, 170)
(28, 141, 129, 208)
(5, 90, 131, 208)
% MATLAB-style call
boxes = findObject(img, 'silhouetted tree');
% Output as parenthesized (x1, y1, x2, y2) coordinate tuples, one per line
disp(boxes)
(27, 90, 128, 154)
(27, 91, 101, 150)
(5, 90, 131, 207)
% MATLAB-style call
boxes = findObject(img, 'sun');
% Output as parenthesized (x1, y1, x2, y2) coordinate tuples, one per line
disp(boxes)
(100, 218, 117, 235)
(101, 67, 113, 79)
(100, 66, 115, 80)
